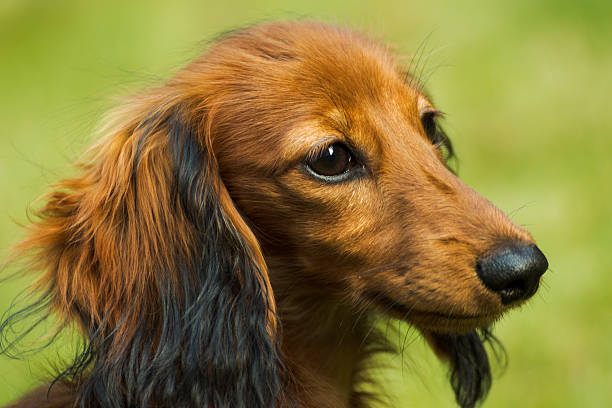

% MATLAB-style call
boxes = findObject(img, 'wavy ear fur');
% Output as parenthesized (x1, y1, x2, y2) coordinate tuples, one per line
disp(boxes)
(2, 92, 282, 408)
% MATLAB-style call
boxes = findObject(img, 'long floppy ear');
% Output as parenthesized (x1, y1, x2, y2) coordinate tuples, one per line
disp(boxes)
(424, 328, 503, 408)
(3, 92, 282, 407)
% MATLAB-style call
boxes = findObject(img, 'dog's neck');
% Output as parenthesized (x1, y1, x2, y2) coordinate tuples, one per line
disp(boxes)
(280, 302, 359, 406)
(273, 276, 388, 408)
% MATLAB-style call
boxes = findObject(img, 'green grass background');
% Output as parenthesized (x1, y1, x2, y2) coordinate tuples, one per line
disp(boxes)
(1, 0, 610, 406)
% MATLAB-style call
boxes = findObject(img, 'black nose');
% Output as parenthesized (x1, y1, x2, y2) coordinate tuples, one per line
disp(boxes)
(476, 244, 548, 305)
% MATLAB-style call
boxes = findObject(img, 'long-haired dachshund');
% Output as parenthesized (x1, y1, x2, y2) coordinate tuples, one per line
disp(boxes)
(2, 20, 548, 408)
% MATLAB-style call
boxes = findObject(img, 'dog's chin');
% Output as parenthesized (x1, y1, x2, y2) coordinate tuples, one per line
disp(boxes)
(406, 310, 498, 334)
(368, 292, 500, 333)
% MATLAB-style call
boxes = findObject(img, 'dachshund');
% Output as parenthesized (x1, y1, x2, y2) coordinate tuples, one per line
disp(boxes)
(1, 20, 548, 408)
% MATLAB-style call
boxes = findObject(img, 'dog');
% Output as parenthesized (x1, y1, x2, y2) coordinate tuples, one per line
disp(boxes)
(2, 20, 548, 408)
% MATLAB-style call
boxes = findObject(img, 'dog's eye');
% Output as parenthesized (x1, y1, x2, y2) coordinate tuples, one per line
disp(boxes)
(421, 111, 441, 145)
(307, 142, 353, 178)
(420, 110, 455, 166)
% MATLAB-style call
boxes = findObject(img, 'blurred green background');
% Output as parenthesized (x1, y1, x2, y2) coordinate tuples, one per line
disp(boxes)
(1, 0, 610, 406)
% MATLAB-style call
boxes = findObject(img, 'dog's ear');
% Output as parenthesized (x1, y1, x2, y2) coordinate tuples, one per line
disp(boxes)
(424, 329, 501, 408)
(4, 92, 282, 408)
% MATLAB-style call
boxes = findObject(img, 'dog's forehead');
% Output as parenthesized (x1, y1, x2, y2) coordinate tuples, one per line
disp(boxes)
(270, 28, 432, 161)
(215, 21, 430, 113)
(277, 78, 431, 167)
(208, 22, 435, 169)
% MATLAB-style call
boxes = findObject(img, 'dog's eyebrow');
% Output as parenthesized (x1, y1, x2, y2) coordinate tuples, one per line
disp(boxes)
(280, 122, 338, 163)
(280, 104, 357, 159)
(417, 93, 437, 116)
(320, 107, 353, 135)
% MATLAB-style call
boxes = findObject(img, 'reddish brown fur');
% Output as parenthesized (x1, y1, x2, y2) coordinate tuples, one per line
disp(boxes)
(6, 21, 543, 408)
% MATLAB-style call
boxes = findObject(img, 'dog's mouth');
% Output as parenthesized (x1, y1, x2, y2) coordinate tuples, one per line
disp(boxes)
(364, 291, 499, 333)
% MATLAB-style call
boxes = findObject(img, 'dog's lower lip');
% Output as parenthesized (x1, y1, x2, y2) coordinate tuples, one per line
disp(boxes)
(410, 310, 491, 320)
(366, 291, 492, 321)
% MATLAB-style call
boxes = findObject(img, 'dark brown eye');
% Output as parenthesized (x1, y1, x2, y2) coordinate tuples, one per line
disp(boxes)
(421, 111, 440, 144)
(420, 110, 455, 168)
(307, 142, 352, 178)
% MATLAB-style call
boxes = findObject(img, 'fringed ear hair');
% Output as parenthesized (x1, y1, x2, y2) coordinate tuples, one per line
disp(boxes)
(425, 328, 504, 408)
(1, 92, 282, 408)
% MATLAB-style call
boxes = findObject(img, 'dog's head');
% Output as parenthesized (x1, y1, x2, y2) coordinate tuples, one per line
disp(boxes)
(6, 21, 547, 408)
(196, 21, 548, 406)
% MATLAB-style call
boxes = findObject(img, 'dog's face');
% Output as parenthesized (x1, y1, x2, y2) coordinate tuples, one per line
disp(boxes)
(196, 22, 547, 334)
